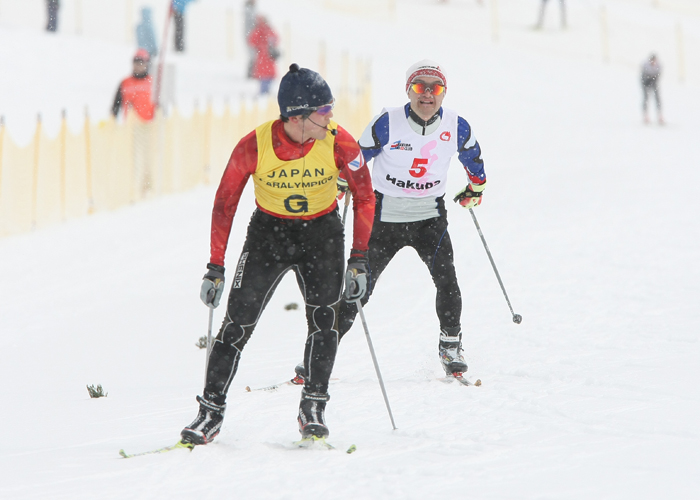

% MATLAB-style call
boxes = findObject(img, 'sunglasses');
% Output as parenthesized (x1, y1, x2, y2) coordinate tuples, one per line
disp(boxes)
(410, 82, 445, 96)
(312, 102, 335, 116)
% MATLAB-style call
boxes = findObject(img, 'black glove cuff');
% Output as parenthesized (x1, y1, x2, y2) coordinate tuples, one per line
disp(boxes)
(453, 185, 483, 203)
(207, 263, 225, 274)
(348, 249, 368, 264)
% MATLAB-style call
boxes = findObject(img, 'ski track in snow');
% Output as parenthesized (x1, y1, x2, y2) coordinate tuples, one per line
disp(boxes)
(1, 0, 700, 499)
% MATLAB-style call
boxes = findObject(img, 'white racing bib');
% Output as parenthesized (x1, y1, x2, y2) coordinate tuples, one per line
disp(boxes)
(371, 106, 459, 199)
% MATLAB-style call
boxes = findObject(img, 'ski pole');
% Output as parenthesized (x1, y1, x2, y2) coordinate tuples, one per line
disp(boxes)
(354, 299, 397, 430)
(341, 192, 351, 226)
(204, 306, 215, 386)
(469, 208, 522, 324)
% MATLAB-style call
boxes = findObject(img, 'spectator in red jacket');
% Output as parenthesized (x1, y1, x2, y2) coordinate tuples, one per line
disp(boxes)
(111, 49, 156, 121)
(247, 15, 279, 95)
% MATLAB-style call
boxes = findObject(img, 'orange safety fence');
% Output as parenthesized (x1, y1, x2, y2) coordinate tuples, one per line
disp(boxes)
(0, 77, 372, 239)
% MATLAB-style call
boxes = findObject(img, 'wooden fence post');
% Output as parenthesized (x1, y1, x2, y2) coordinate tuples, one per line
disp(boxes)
(0, 116, 5, 204)
(76, 0, 83, 35)
(204, 98, 213, 184)
(227, 9, 235, 60)
(31, 114, 42, 230)
(60, 109, 67, 221)
(319, 40, 327, 77)
(84, 107, 94, 214)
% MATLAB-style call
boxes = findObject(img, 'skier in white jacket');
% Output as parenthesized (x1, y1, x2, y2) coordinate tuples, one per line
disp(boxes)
(294, 59, 487, 379)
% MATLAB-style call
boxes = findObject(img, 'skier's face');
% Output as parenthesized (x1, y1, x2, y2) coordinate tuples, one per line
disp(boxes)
(302, 107, 334, 141)
(408, 78, 445, 120)
(285, 106, 334, 143)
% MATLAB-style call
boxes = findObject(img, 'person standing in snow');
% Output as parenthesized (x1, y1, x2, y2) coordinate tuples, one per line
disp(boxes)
(641, 53, 663, 125)
(248, 15, 280, 95)
(111, 49, 156, 121)
(45, 0, 59, 32)
(180, 64, 375, 445)
(244, 0, 258, 78)
(172, 0, 196, 52)
(293, 60, 486, 381)
(111, 49, 157, 197)
(535, 0, 566, 30)
(136, 7, 158, 59)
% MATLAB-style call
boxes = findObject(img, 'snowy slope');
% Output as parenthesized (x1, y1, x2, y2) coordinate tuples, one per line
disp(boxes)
(1, 1, 700, 499)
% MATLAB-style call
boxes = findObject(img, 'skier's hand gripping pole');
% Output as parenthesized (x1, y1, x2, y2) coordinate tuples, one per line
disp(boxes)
(467, 208, 522, 324)
(200, 264, 225, 308)
(343, 250, 368, 302)
(454, 181, 486, 210)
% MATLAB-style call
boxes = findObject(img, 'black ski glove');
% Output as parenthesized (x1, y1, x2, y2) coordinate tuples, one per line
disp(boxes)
(200, 263, 225, 308)
(344, 249, 368, 301)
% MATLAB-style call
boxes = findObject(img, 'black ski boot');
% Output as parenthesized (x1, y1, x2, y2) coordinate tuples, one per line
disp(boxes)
(181, 395, 226, 445)
(297, 390, 330, 439)
(439, 327, 468, 375)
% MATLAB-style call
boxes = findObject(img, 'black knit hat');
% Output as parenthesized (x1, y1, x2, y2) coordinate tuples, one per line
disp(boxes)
(277, 63, 333, 117)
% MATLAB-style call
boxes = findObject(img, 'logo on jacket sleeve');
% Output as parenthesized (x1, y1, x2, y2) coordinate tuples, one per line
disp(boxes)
(347, 151, 365, 171)
(390, 140, 413, 151)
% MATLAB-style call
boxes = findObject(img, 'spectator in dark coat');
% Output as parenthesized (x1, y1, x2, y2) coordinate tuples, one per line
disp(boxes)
(172, 0, 197, 52)
(641, 53, 663, 125)
(46, 0, 59, 32)
(535, 0, 566, 30)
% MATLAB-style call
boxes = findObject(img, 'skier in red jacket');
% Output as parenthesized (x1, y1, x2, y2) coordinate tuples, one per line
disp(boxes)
(111, 49, 156, 121)
(180, 64, 375, 445)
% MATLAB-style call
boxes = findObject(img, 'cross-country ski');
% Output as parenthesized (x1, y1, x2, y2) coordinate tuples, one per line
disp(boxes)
(119, 440, 194, 459)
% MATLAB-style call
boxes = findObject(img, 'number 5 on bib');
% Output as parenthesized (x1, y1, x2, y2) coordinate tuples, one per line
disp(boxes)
(409, 158, 428, 178)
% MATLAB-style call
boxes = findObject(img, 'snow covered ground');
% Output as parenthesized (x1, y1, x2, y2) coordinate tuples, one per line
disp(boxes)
(1, 1, 700, 499)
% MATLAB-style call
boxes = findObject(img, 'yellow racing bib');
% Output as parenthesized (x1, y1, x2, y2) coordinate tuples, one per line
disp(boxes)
(253, 120, 339, 216)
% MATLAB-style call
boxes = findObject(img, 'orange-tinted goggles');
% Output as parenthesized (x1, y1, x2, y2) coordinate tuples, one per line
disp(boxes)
(410, 82, 445, 96)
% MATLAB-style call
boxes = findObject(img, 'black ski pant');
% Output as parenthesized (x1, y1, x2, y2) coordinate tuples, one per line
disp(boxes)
(46, 1, 59, 32)
(642, 82, 661, 111)
(337, 212, 462, 340)
(204, 209, 345, 403)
